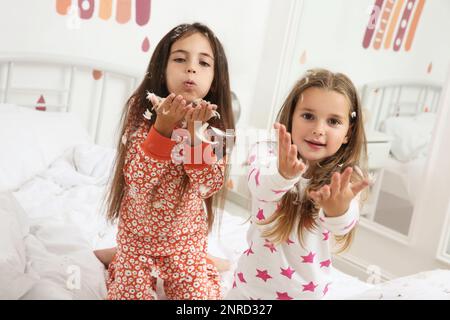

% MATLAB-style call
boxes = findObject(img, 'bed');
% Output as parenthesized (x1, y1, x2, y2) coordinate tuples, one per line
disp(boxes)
(0, 54, 447, 300)
(360, 80, 442, 234)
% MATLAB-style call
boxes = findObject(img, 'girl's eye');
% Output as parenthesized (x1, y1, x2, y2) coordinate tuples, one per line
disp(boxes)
(173, 58, 185, 63)
(328, 118, 342, 126)
(199, 61, 211, 67)
(302, 113, 314, 120)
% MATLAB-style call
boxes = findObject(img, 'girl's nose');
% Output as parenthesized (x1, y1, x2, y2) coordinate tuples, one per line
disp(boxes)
(312, 125, 325, 136)
(187, 67, 196, 74)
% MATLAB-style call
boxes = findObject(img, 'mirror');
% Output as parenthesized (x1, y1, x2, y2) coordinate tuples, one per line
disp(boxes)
(273, 0, 450, 238)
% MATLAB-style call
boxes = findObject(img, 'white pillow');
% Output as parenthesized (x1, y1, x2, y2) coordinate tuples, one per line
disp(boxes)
(0, 192, 36, 299)
(380, 113, 436, 162)
(0, 104, 92, 192)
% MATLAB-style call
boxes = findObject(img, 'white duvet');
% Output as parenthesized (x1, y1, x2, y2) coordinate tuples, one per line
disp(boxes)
(1, 143, 446, 300)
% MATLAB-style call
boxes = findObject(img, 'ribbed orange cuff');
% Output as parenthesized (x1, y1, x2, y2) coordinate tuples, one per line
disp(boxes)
(141, 126, 177, 160)
(183, 142, 217, 169)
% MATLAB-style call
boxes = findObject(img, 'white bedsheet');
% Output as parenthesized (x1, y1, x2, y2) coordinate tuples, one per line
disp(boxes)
(6, 142, 443, 300)
(350, 269, 450, 300)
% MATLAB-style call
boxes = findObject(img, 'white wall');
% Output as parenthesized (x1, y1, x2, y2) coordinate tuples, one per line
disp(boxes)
(0, 0, 274, 129)
(274, 0, 450, 278)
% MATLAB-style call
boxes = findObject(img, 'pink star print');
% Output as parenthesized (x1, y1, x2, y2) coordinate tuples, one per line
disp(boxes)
(272, 189, 288, 195)
(276, 292, 293, 300)
(322, 230, 330, 241)
(237, 272, 246, 283)
(301, 251, 315, 263)
(302, 281, 318, 292)
(248, 154, 256, 164)
(286, 238, 295, 245)
(264, 239, 277, 253)
(280, 267, 295, 279)
(343, 219, 356, 230)
(255, 169, 260, 186)
(248, 168, 256, 181)
(323, 282, 332, 296)
(243, 241, 254, 256)
(320, 259, 331, 268)
(232, 280, 236, 288)
(256, 208, 265, 220)
(256, 269, 272, 282)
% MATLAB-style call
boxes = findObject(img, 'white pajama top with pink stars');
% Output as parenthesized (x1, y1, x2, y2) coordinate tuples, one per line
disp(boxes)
(226, 141, 359, 300)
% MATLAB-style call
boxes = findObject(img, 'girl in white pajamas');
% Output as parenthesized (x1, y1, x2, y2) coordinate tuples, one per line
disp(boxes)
(226, 69, 370, 300)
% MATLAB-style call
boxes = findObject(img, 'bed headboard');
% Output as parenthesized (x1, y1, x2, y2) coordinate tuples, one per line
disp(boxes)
(361, 80, 442, 132)
(0, 53, 143, 147)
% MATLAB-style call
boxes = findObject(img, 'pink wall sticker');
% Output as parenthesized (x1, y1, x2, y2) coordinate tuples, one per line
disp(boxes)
(78, 0, 94, 20)
(136, 0, 151, 26)
(116, 0, 131, 24)
(54, 1, 155, 53)
(373, 0, 394, 50)
(363, 0, 426, 52)
(362, 0, 384, 49)
(384, 0, 404, 49)
(56, 0, 151, 27)
(393, 0, 416, 51)
(35, 95, 46, 111)
(141, 37, 150, 52)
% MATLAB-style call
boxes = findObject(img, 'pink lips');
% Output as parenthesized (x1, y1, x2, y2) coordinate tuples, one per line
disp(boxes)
(184, 80, 196, 88)
(305, 139, 326, 150)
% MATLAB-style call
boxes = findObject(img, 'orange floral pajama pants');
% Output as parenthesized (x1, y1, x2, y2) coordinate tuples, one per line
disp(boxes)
(106, 244, 221, 300)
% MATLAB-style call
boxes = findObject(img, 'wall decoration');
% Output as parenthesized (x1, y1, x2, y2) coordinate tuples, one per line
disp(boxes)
(363, 0, 425, 52)
(384, 0, 404, 49)
(116, 0, 131, 24)
(92, 69, 103, 80)
(142, 36, 150, 52)
(56, 0, 152, 53)
(79, 0, 94, 19)
(35, 95, 47, 111)
(427, 62, 432, 74)
(136, 0, 151, 26)
(56, 0, 72, 15)
(99, 0, 112, 20)
(299, 50, 307, 64)
(56, 0, 151, 27)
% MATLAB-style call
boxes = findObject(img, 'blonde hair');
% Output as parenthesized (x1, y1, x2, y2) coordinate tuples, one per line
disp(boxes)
(259, 68, 368, 253)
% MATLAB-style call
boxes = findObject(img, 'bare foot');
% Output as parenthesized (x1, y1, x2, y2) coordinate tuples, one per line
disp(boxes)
(207, 254, 231, 272)
(94, 247, 117, 268)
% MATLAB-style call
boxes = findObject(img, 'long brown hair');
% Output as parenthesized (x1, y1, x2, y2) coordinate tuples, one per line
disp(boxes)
(260, 68, 368, 252)
(105, 23, 235, 231)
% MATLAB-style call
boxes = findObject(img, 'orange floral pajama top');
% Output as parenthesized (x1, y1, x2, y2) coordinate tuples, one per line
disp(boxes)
(107, 123, 224, 300)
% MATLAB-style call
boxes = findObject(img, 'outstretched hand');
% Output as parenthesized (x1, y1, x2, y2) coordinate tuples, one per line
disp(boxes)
(309, 167, 370, 217)
(152, 93, 190, 137)
(274, 122, 306, 180)
(186, 100, 218, 145)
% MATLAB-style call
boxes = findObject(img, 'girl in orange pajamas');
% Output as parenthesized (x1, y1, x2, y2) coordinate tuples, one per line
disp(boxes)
(102, 23, 235, 300)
